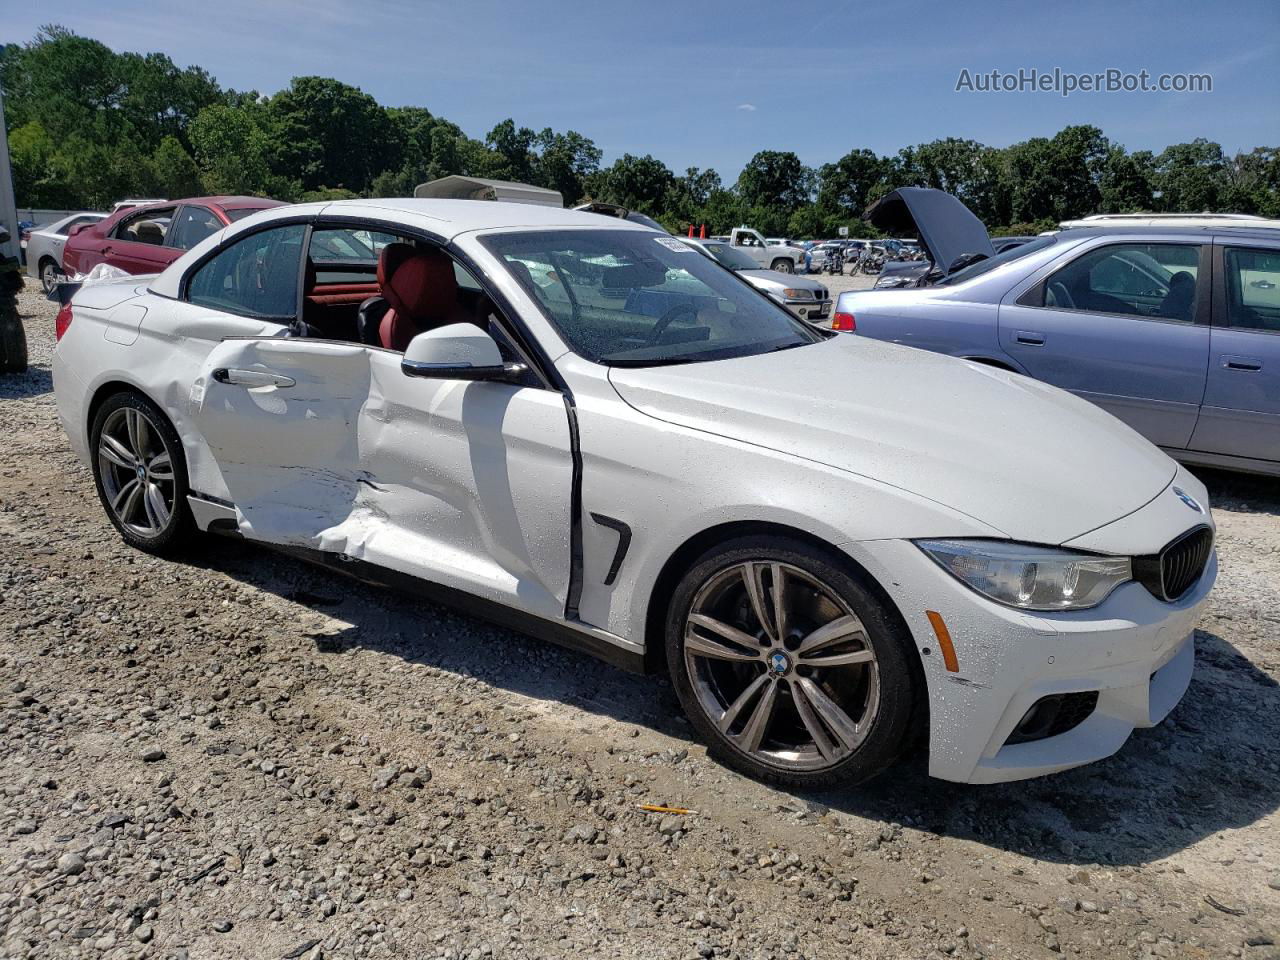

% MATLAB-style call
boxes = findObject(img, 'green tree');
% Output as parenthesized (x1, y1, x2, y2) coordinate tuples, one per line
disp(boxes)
(736, 150, 810, 213)
(189, 104, 280, 196)
(266, 76, 394, 192)
(816, 148, 893, 219)
(586, 154, 675, 213)
(150, 135, 201, 198)
(1154, 139, 1229, 212)
(535, 129, 602, 205)
(1099, 147, 1155, 212)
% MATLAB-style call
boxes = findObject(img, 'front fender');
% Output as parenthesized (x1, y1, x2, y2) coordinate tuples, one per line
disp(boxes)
(562, 361, 1002, 648)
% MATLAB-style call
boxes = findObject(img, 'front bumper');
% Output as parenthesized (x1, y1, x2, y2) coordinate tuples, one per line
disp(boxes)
(787, 298, 831, 322)
(848, 530, 1215, 784)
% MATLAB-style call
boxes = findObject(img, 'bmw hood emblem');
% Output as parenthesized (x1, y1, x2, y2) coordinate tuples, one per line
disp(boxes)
(1173, 487, 1203, 513)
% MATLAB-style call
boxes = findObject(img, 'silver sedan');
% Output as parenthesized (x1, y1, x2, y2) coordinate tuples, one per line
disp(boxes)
(25, 212, 106, 292)
(683, 238, 832, 324)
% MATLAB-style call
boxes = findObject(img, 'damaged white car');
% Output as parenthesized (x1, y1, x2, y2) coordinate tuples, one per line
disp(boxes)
(53, 199, 1216, 787)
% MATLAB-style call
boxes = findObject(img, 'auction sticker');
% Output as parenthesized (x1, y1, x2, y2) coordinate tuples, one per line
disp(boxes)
(655, 236, 693, 252)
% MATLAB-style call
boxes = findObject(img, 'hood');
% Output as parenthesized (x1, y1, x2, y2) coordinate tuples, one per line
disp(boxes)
(608, 336, 1174, 544)
(864, 187, 994, 276)
(738, 269, 824, 291)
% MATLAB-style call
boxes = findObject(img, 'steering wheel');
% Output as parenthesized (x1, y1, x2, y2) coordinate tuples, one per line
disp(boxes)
(647, 302, 700, 344)
(1047, 280, 1075, 309)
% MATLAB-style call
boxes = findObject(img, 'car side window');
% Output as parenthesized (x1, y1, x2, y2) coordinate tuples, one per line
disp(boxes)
(58, 216, 96, 236)
(1042, 243, 1200, 323)
(169, 206, 223, 251)
(187, 223, 307, 320)
(114, 207, 176, 246)
(1224, 247, 1280, 333)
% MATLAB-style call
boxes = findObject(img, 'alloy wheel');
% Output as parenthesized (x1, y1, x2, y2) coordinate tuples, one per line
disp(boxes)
(41, 262, 59, 294)
(682, 561, 880, 771)
(97, 407, 176, 537)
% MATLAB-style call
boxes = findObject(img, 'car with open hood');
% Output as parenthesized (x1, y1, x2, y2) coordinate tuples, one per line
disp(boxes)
(835, 223, 1280, 476)
(53, 198, 1216, 788)
(863, 187, 1006, 290)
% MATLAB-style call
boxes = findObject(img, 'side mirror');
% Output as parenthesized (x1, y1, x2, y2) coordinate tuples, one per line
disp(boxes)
(400, 323, 527, 382)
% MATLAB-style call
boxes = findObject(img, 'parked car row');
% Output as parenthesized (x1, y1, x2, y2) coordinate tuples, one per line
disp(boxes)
(52, 196, 1218, 791)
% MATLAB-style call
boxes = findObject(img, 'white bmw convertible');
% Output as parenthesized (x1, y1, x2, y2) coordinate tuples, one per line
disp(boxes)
(52, 199, 1216, 787)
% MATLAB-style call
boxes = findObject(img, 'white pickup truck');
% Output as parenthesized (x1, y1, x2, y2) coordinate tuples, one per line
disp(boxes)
(724, 227, 805, 274)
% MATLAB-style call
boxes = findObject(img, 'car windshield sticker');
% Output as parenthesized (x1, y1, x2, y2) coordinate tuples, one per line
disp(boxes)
(655, 236, 694, 253)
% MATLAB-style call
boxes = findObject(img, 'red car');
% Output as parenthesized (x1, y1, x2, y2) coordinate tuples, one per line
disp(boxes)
(62, 196, 286, 277)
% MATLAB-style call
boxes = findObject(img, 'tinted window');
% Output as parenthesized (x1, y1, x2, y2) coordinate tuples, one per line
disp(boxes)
(57, 215, 99, 236)
(1042, 242, 1199, 322)
(1224, 247, 1280, 333)
(187, 224, 306, 319)
(225, 207, 268, 223)
(169, 206, 223, 250)
(115, 207, 175, 245)
(482, 229, 820, 367)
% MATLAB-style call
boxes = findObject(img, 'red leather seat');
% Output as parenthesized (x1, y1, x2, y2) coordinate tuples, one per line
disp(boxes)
(377, 244, 461, 352)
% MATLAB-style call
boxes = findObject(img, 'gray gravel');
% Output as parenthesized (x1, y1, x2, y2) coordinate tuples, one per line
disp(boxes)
(1, 283, 1278, 959)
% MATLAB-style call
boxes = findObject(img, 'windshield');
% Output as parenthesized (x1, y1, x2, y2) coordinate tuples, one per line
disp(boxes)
(941, 234, 1058, 285)
(702, 242, 760, 271)
(483, 229, 822, 367)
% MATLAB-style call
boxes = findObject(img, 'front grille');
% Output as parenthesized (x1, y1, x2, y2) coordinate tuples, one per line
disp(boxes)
(1134, 525, 1213, 602)
(1005, 691, 1099, 745)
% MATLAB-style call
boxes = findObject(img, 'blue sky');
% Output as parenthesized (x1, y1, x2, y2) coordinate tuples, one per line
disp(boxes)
(9, 0, 1279, 178)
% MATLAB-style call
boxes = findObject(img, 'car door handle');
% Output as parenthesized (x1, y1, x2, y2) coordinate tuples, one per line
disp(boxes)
(1015, 330, 1045, 346)
(1222, 355, 1263, 372)
(212, 367, 296, 388)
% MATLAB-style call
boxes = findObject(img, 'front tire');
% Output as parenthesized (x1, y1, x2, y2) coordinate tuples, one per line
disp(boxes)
(90, 392, 194, 554)
(770, 258, 793, 274)
(665, 536, 919, 789)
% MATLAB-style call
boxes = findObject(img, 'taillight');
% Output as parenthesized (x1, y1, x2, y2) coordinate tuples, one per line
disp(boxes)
(55, 303, 74, 341)
(832, 311, 856, 332)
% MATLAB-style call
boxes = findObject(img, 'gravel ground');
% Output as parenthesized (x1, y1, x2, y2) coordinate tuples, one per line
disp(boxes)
(2, 284, 1278, 960)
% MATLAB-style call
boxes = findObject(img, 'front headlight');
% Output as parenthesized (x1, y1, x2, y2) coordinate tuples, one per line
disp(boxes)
(782, 288, 814, 299)
(916, 539, 1132, 611)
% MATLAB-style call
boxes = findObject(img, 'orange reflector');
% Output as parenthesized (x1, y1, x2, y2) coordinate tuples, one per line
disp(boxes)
(926, 610, 959, 673)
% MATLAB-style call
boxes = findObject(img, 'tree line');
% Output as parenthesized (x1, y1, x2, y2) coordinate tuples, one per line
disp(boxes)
(3, 26, 1277, 237)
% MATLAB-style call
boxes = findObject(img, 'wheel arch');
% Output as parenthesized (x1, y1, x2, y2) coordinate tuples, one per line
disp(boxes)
(86, 378, 155, 437)
(642, 519, 917, 680)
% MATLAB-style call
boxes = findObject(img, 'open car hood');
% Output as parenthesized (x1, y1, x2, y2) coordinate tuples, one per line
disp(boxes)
(864, 187, 994, 276)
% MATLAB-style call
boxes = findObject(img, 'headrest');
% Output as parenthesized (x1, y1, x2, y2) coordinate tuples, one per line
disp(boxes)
(378, 243, 458, 320)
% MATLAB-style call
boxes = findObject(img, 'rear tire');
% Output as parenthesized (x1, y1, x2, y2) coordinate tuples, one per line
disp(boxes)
(665, 535, 919, 789)
(90, 392, 195, 554)
(39, 258, 60, 295)
(770, 258, 794, 274)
